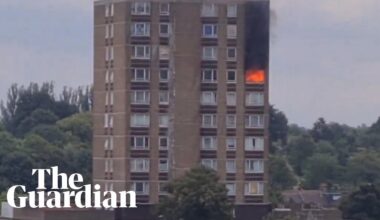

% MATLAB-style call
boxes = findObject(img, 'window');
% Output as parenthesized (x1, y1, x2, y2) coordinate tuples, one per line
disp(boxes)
(226, 183, 236, 196)
(202, 24, 218, 38)
(201, 91, 217, 105)
(226, 92, 236, 106)
(104, 114, 114, 128)
(201, 3, 217, 17)
(245, 160, 264, 173)
(105, 4, 114, 17)
(131, 182, 149, 195)
(159, 159, 169, 172)
(159, 182, 169, 194)
(159, 136, 168, 149)
(132, 45, 150, 59)
(105, 71, 114, 83)
(159, 91, 169, 105)
(227, 70, 236, 83)
(105, 24, 114, 39)
(245, 182, 264, 195)
(131, 68, 150, 82)
(131, 2, 150, 15)
(226, 137, 236, 151)
(202, 47, 217, 60)
(227, 4, 237, 18)
(160, 3, 170, 15)
(227, 25, 237, 39)
(159, 23, 171, 37)
(104, 137, 114, 150)
(130, 113, 150, 127)
(159, 114, 169, 128)
(246, 92, 264, 106)
(201, 159, 217, 170)
(105, 46, 114, 61)
(245, 114, 265, 128)
(105, 159, 113, 172)
(226, 160, 236, 173)
(202, 114, 217, 128)
(130, 159, 150, 172)
(227, 47, 237, 61)
(202, 69, 217, 83)
(131, 90, 150, 105)
(159, 46, 170, 60)
(201, 136, 217, 150)
(131, 22, 150, 37)
(105, 91, 114, 106)
(130, 136, 149, 150)
(226, 115, 236, 128)
(105, 182, 114, 192)
(245, 136, 264, 151)
(159, 69, 170, 82)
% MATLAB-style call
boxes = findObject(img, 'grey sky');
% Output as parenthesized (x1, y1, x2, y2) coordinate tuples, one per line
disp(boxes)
(0, 0, 379, 127)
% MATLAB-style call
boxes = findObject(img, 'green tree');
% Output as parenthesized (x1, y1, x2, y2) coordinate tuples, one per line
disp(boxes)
(303, 154, 341, 189)
(347, 152, 380, 186)
(269, 156, 297, 191)
(287, 135, 316, 176)
(310, 118, 334, 142)
(16, 109, 59, 137)
(269, 106, 289, 146)
(57, 112, 92, 144)
(340, 184, 380, 220)
(30, 124, 67, 147)
(157, 167, 233, 220)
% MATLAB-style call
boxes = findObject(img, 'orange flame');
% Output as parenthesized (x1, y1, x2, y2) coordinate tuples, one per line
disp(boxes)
(245, 69, 265, 84)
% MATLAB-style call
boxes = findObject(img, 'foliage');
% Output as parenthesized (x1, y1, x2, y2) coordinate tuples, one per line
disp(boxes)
(157, 167, 233, 220)
(0, 83, 92, 137)
(0, 83, 93, 192)
(346, 152, 380, 186)
(287, 135, 316, 176)
(340, 184, 380, 220)
(269, 156, 297, 191)
(269, 106, 289, 147)
(303, 153, 342, 189)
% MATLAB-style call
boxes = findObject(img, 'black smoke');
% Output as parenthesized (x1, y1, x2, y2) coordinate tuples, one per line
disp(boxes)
(244, 1, 270, 71)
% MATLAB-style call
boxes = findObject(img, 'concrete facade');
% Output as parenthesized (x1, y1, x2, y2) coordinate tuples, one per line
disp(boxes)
(93, 0, 271, 219)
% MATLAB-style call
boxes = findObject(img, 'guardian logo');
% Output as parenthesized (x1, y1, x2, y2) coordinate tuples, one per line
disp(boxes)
(7, 167, 137, 209)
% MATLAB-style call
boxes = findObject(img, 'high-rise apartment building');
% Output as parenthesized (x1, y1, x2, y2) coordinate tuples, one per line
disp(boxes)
(93, 0, 270, 219)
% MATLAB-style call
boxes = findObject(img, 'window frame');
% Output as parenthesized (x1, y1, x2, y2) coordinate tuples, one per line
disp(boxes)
(202, 114, 217, 128)
(130, 158, 150, 173)
(159, 3, 170, 15)
(131, 68, 150, 82)
(201, 159, 217, 170)
(131, 182, 150, 195)
(130, 113, 150, 128)
(159, 23, 171, 37)
(226, 47, 237, 61)
(201, 136, 217, 150)
(202, 47, 218, 60)
(245, 136, 265, 151)
(245, 114, 265, 128)
(130, 136, 150, 150)
(131, 22, 150, 37)
(202, 24, 218, 38)
(131, 2, 151, 15)
(226, 160, 236, 173)
(131, 45, 151, 60)
(202, 69, 218, 83)
(226, 92, 237, 106)
(131, 90, 150, 105)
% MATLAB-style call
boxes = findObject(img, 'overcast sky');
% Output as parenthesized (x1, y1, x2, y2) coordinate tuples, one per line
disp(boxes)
(0, 0, 379, 127)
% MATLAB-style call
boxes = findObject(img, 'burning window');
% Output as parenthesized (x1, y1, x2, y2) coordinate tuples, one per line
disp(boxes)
(245, 69, 265, 84)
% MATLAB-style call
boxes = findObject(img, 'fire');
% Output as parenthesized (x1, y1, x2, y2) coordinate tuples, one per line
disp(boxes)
(245, 69, 265, 84)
